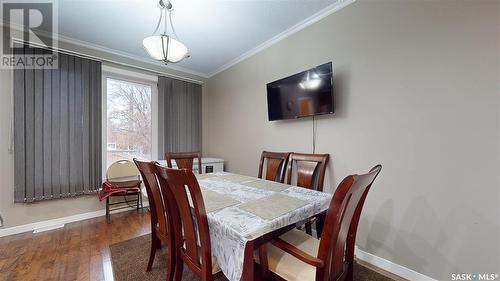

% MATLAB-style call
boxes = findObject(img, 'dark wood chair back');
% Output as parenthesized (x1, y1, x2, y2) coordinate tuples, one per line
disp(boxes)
(133, 159, 170, 239)
(165, 151, 202, 174)
(286, 153, 329, 192)
(316, 165, 382, 281)
(154, 165, 216, 280)
(258, 151, 291, 183)
(134, 159, 176, 277)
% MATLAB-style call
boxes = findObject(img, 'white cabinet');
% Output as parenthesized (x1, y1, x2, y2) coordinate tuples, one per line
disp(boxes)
(156, 157, 224, 174)
(200, 158, 224, 174)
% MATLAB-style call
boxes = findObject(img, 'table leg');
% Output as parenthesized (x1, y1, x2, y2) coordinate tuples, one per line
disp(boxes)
(240, 240, 255, 281)
(316, 211, 326, 238)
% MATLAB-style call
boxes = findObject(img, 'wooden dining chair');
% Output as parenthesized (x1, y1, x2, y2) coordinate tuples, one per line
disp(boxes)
(154, 165, 224, 281)
(133, 159, 175, 281)
(286, 153, 329, 236)
(165, 151, 202, 174)
(257, 165, 382, 281)
(258, 151, 291, 183)
(286, 153, 329, 191)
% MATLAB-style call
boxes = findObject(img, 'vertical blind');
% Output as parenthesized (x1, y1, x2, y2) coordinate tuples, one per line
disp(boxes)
(157, 76, 202, 158)
(14, 47, 102, 203)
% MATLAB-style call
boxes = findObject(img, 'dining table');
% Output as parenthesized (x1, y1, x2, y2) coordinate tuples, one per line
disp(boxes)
(185, 171, 332, 281)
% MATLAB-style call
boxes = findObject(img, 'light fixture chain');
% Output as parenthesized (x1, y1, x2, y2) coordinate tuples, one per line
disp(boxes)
(165, 36, 170, 63)
(168, 9, 180, 40)
(164, 7, 169, 35)
(152, 8, 163, 36)
(161, 34, 166, 61)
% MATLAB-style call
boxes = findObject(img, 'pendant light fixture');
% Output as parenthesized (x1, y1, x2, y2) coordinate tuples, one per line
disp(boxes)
(143, 0, 189, 64)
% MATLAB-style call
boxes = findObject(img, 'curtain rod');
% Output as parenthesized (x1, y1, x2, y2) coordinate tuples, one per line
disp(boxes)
(11, 38, 204, 85)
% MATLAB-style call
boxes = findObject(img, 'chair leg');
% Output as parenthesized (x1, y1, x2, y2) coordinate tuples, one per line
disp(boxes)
(316, 213, 325, 239)
(345, 263, 354, 281)
(147, 235, 160, 272)
(305, 221, 313, 236)
(166, 242, 175, 281)
(258, 245, 269, 280)
(173, 255, 183, 281)
(140, 192, 144, 211)
(106, 197, 110, 224)
(137, 193, 140, 213)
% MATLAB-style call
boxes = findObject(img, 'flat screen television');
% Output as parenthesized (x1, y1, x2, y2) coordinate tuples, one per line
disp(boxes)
(266, 62, 333, 121)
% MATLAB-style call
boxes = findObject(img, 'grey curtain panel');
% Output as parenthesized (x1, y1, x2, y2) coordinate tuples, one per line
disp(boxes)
(14, 47, 102, 203)
(157, 76, 202, 158)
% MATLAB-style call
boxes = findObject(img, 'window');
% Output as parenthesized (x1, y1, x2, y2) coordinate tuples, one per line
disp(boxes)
(106, 78, 152, 167)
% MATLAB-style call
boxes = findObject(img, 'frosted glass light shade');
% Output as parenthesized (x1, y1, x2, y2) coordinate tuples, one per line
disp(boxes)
(143, 35, 188, 63)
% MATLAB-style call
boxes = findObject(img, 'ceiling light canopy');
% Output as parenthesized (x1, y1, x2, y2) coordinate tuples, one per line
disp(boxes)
(143, 0, 189, 64)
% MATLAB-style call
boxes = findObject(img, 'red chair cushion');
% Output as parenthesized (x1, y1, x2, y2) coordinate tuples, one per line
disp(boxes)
(98, 180, 141, 201)
(108, 179, 142, 189)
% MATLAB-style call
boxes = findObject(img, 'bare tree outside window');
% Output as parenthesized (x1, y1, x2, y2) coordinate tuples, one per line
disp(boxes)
(106, 78, 152, 167)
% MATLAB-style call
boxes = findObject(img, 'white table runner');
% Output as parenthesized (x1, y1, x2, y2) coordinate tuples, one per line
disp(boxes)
(238, 193, 308, 220)
(198, 172, 332, 281)
(240, 179, 291, 192)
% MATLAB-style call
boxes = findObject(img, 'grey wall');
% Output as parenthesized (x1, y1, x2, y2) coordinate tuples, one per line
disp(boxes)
(205, 1, 499, 279)
(0, 39, 207, 228)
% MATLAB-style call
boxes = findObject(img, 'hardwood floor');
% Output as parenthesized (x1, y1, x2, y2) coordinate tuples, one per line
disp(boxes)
(0, 210, 401, 281)
(0, 210, 151, 281)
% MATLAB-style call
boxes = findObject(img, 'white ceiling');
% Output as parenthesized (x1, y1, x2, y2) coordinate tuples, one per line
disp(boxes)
(52, 0, 346, 77)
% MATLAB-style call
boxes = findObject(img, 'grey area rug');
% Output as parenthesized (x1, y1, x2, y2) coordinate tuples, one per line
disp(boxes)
(110, 235, 394, 281)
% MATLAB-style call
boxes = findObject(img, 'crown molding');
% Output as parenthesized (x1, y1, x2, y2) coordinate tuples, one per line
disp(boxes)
(54, 33, 210, 79)
(1, 21, 209, 80)
(208, 0, 356, 77)
(2, 0, 355, 79)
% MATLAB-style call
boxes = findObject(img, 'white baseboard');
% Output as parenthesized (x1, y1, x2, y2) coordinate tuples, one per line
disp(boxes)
(0, 203, 148, 238)
(355, 246, 437, 281)
(290, 229, 435, 280)
(33, 224, 65, 233)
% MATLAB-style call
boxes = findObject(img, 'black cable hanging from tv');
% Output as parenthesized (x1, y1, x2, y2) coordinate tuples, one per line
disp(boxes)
(312, 115, 316, 154)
